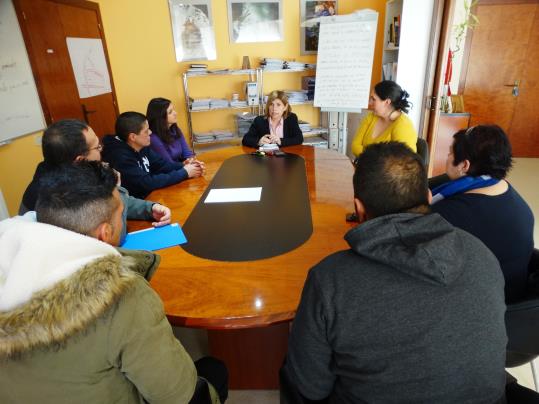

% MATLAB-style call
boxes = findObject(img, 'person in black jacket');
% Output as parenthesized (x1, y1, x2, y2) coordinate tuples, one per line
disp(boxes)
(283, 142, 507, 403)
(430, 125, 534, 303)
(242, 90, 303, 148)
(19, 119, 172, 244)
(102, 112, 204, 199)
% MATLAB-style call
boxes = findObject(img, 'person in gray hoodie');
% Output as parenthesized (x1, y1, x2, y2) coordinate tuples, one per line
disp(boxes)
(283, 142, 507, 404)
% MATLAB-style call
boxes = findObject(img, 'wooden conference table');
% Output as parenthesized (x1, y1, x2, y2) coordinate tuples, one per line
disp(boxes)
(128, 145, 355, 389)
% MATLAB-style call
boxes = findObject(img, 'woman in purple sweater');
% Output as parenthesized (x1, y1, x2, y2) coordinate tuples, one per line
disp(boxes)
(147, 98, 198, 163)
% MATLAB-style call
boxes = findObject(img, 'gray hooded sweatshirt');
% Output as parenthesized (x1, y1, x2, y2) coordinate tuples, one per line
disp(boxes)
(285, 212, 507, 404)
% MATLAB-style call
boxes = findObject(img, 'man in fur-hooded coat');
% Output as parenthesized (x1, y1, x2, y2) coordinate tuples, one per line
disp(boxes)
(0, 162, 199, 403)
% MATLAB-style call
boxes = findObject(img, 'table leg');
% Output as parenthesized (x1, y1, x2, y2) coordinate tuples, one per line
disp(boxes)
(207, 322, 290, 389)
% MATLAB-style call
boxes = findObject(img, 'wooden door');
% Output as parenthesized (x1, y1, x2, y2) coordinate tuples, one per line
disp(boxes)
(461, 1, 539, 157)
(14, 0, 118, 137)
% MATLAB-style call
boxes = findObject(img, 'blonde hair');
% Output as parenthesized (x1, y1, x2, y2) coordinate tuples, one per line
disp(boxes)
(265, 90, 291, 119)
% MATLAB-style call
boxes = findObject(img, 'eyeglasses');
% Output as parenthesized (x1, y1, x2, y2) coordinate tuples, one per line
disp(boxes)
(88, 144, 103, 152)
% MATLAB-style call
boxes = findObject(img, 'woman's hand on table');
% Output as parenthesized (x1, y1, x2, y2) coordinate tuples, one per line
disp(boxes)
(258, 135, 272, 146)
(184, 162, 204, 178)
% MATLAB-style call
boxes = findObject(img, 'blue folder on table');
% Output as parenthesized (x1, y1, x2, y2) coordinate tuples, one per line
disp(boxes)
(121, 223, 187, 251)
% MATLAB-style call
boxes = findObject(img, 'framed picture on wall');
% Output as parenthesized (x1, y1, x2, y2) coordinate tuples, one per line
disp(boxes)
(300, 0, 337, 55)
(168, 0, 217, 62)
(227, 0, 283, 43)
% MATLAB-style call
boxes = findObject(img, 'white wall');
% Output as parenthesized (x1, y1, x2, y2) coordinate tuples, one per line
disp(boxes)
(396, 0, 435, 134)
(449, 1, 467, 94)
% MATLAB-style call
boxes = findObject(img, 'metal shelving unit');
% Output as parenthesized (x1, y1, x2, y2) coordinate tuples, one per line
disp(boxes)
(182, 69, 262, 151)
(260, 68, 328, 145)
(182, 67, 328, 151)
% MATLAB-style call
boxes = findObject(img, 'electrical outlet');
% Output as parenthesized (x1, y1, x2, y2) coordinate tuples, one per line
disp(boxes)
(35, 134, 42, 146)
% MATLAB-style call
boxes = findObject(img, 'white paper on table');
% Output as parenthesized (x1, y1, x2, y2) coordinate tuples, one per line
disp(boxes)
(66, 37, 112, 99)
(204, 187, 262, 203)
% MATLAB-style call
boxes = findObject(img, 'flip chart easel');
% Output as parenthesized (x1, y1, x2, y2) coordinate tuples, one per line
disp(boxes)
(313, 10, 378, 153)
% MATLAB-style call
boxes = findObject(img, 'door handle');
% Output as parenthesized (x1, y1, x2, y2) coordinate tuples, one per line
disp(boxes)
(503, 80, 520, 97)
(81, 104, 97, 123)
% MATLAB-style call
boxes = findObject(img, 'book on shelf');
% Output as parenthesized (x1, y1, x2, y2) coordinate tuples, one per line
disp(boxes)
(298, 120, 311, 133)
(190, 98, 211, 111)
(304, 127, 328, 136)
(187, 68, 208, 75)
(260, 58, 285, 70)
(260, 58, 315, 71)
(193, 129, 235, 143)
(301, 76, 316, 100)
(209, 99, 229, 109)
(382, 62, 398, 82)
(393, 15, 401, 47)
(190, 63, 207, 68)
(230, 100, 248, 108)
(208, 69, 230, 74)
(236, 112, 257, 137)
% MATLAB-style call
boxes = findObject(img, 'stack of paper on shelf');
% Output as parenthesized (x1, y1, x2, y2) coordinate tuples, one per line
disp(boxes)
(187, 64, 208, 75)
(208, 68, 229, 74)
(298, 120, 311, 133)
(304, 127, 328, 136)
(212, 129, 234, 140)
(305, 63, 316, 70)
(230, 99, 248, 108)
(193, 132, 215, 143)
(236, 112, 257, 137)
(190, 98, 211, 111)
(209, 99, 229, 109)
(285, 61, 307, 71)
(303, 136, 329, 148)
(284, 89, 308, 104)
(260, 58, 285, 70)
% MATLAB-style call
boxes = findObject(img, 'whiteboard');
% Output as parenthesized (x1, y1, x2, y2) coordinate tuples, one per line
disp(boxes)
(0, 0, 46, 144)
(314, 10, 378, 113)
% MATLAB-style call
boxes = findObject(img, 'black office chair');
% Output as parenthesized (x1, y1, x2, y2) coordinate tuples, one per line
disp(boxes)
(416, 137, 429, 167)
(505, 248, 539, 392)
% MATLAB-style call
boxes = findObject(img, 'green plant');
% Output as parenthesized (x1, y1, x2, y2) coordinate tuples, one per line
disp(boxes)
(452, 0, 479, 54)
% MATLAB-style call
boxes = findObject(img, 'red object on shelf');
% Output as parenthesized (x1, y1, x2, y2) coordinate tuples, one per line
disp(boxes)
(444, 49, 453, 96)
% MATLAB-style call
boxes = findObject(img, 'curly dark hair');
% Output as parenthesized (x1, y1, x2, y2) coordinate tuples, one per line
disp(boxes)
(451, 125, 513, 179)
(374, 80, 411, 113)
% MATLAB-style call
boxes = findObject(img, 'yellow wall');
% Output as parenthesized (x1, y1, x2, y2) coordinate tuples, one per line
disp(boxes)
(0, 0, 385, 216)
(0, 131, 43, 215)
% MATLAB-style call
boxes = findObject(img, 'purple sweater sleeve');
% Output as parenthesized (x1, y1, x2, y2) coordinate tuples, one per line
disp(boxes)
(179, 131, 195, 159)
(175, 127, 195, 159)
(150, 134, 174, 163)
(150, 129, 194, 162)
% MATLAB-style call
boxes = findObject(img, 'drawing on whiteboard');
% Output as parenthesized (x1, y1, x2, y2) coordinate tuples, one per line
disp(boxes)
(66, 37, 112, 99)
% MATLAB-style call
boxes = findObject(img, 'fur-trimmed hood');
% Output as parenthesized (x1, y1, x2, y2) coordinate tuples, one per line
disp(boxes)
(0, 217, 139, 359)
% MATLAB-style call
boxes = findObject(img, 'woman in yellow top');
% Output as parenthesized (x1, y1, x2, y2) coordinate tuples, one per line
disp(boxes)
(352, 80, 417, 157)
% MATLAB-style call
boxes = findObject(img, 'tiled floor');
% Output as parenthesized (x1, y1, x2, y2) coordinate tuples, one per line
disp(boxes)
(176, 157, 539, 401)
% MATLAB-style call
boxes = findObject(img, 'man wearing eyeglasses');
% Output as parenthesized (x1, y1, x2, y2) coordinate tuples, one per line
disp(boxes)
(20, 119, 171, 243)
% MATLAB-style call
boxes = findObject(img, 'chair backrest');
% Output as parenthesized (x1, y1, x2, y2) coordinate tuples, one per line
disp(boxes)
(505, 249, 539, 367)
(416, 138, 429, 167)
